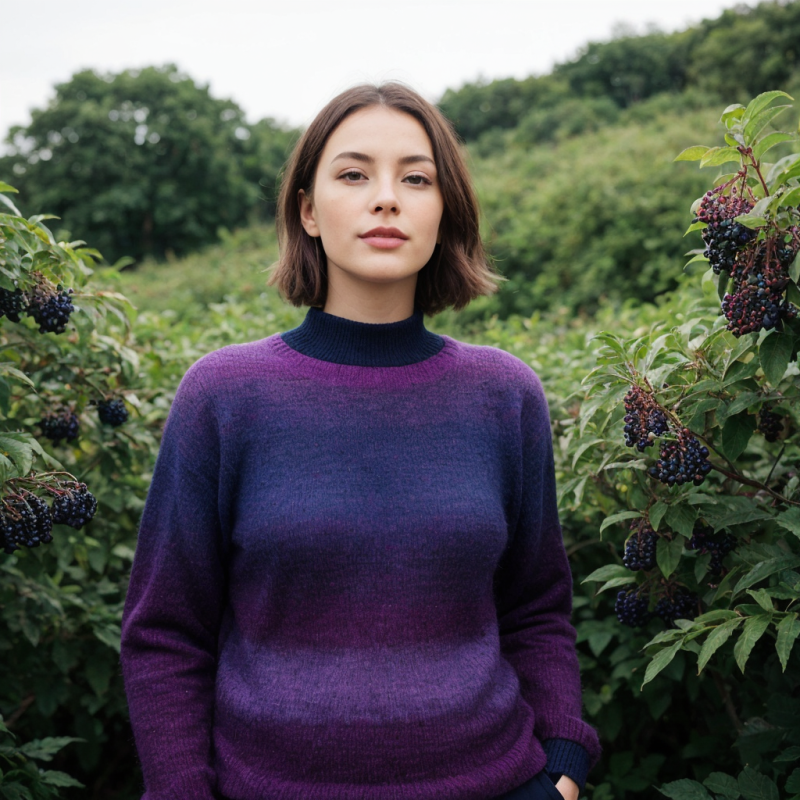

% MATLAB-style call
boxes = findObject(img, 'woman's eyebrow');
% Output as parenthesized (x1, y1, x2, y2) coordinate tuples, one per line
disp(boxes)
(331, 151, 435, 167)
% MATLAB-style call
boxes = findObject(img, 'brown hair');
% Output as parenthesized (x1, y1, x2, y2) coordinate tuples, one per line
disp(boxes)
(265, 81, 505, 316)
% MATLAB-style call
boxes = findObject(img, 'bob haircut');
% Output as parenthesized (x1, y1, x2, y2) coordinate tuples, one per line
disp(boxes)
(266, 81, 505, 317)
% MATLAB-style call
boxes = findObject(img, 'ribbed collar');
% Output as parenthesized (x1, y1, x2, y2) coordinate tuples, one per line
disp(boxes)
(280, 305, 445, 366)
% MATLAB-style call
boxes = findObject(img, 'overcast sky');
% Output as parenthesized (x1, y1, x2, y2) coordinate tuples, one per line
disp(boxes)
(4, 0, 744, 138)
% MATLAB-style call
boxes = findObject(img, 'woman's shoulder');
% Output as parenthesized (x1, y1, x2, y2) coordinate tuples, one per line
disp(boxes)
(175, 335, 282, 397)
(444, 335, 545, 394)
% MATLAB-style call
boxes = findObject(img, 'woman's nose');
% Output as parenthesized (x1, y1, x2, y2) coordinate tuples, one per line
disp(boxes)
(371, 177, 399, 213)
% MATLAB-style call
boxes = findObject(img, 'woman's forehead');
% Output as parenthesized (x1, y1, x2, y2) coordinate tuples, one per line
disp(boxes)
(322, 107, 434, 161)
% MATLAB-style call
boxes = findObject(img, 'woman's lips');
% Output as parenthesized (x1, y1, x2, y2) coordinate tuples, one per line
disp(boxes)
(360, 236, 407, 249)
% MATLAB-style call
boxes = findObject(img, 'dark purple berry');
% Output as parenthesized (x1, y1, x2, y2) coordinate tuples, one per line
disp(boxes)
(1, 491, 53, 554)
(97, 398, 128, 427)
(26, 285, 75, 335)
(654, 585, 700, 627)
(757, 403, 783, 442)
(615, 586, 654, 628)
(40, 406, 81, 445)
(0, 287, 28, 322)
(50, 481, 97, 530)
(623, 519, 658, 571)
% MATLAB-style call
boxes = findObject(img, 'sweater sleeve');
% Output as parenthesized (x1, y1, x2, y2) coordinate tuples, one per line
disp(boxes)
(120, 360, 227, 800)
(493, 366, 602, 780)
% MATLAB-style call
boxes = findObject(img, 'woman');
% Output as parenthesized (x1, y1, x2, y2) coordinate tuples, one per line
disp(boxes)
(120, 81, 602, 800)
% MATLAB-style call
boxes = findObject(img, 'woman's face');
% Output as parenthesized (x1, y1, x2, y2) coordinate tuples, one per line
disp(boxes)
(298, 105, 444, 297)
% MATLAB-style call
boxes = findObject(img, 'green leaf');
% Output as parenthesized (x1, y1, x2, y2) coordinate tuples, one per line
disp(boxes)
(675, 146, 712, 162)
(657, 535, 685, 580)
(0, 182, 19, 193)
(0, 435, 33, 478)
(746, 589, 774, 612)
(92, 623, 121, 653)
(684, 221, 707, 236)
(777, 185, 800, 209)
(39, 770, 86, 788)
(664, 505, 698, 539)
(760, 331, 793, 385)
(596, 575, 637, 594)
(572, 438, 604, 469)
(753, 131, 799, 161)
(721, 104, 746, 127)
(744, 91, 794, 123)
(733, 555, 800, 596)
(697, 618, 743, 674)
(703, 772, 740, 799)
(599, 510, 641, 534)
(744, 105, 793, 145)
(656, 778, 713, 799)
(0, 192, 22, 216)
(726, 392, 760, 417)
(700, 147, 741, 167)
(733, 613, 772, 673)
(722, 412, 756, 461)
(582, 564, 634, 584)
(776, 508, 800, 540)
(733, 212, 768, 229)
(18, 736, 84, 761)
(738, 764, 779, 800)
(642, 640, 683, 689)
(650, 501, 669, 532)
(775, 613, 800, 672)
(775, 745, 800, 762)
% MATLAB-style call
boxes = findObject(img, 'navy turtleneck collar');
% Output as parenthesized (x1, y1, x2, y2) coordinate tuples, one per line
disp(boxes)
(280, 305, 445, 367)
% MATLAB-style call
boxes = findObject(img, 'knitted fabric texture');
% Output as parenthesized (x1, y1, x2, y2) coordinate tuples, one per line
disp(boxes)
(120, 307, 602, 800)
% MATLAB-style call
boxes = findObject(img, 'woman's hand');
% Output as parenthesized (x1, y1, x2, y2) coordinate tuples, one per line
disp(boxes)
(554, 774, 580, 800)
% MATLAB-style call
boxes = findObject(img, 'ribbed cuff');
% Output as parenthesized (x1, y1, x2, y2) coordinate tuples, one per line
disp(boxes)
(542, 738, 591, 792)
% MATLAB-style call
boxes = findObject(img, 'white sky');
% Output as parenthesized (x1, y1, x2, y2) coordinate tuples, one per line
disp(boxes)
(3, 0, 744, 137)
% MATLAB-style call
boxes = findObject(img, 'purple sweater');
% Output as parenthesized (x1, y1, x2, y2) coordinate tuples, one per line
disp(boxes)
(120, 306, 602, 800)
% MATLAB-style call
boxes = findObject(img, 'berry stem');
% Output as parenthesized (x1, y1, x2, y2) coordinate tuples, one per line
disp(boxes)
(709, 462, 797, 506)
(764, 443, 786, 486)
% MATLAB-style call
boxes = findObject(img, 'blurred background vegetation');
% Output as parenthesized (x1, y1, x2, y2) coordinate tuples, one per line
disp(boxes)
(3, 1, 800, 798)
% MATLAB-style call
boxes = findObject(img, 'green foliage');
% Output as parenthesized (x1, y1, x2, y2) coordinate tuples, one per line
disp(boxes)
(0, 714, 85, 798)
(552, 92, 800, 797)
(0, 65, 298, 265)
(468, 108, 715, 318)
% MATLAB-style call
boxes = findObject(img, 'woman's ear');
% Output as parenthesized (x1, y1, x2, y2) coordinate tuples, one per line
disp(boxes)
(298, 189, 320, 238)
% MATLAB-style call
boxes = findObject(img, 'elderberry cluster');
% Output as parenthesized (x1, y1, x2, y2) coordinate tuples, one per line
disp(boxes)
(0, 279, 76, 335)
(757, 403, 783, 442)
(687, 523, 736, 576)
(0, 287, 27, 322)
(623, 519, 658, 571)
(695, 191, 755, 275)
(51, 482, 98, 530)
(1, 481, 98, 555)
(721, 269, 793, 337)
(623, 386, 669, 452)
(40, 406, 81, 445)
(654, 586, 700, 628)
(648, 428, 712, 487)
(615, 587, 654, 628)
(1, 491, 53, 554)
(96, 398, 128, 427)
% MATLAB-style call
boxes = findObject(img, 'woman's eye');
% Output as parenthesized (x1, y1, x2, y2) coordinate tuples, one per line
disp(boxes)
(404, 174, 432, 186)
(341, 171, 364, 181)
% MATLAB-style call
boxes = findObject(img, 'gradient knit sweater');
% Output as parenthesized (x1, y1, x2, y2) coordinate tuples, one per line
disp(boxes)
(119, 306, 602, 800)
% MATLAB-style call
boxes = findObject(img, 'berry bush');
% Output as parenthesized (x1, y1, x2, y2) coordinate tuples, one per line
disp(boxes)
(558, 92, 800, 798)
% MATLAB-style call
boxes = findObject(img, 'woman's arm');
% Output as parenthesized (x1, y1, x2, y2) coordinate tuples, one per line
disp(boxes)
(493, 367, 601, 792)
(120, 361, 227, 800)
